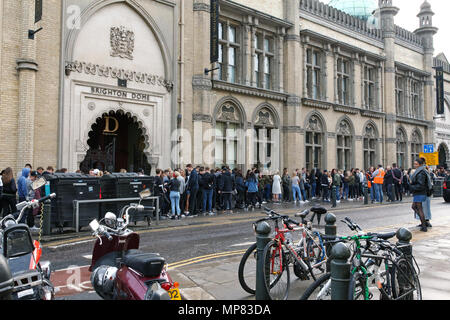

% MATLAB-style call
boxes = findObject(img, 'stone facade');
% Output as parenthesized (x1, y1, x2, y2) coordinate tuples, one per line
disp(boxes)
(0, 0, 446, 174)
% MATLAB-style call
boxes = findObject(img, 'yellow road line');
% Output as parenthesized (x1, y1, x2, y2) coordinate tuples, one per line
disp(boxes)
(168, 251, 247, 270)
(168, 249, 248, 268)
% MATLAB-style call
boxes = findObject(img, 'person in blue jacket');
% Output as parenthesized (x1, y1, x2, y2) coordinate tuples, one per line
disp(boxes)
(245, 172, 259, 211)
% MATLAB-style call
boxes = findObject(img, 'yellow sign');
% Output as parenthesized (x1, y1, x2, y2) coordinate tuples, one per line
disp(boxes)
(419, 152, 439, 166)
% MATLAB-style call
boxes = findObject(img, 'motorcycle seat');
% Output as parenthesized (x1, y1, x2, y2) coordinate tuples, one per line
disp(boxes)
(123, 253, 165, 278)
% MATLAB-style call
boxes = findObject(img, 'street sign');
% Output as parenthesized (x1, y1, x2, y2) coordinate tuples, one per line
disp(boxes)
(419, 152, 439, 166)
(436, 66, 445, 115)
(424, 144, 434, 154)
(210, 0, 220, 64)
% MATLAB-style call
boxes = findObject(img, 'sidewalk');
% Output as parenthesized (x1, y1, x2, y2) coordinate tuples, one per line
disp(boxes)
(171, 215, 450, 300)
(37, 195, 421, 244)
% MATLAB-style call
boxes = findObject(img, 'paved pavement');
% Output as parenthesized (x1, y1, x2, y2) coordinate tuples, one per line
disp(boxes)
(169, 202, 450, 301)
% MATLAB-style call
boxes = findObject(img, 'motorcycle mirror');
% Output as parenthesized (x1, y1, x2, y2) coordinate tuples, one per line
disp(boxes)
(89, 219, 100, 232)
(139, 189, 151, 199)
(31, 177, 46, 191)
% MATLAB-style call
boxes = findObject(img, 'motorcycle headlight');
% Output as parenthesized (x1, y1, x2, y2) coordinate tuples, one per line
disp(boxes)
(40, 261, 52, 279)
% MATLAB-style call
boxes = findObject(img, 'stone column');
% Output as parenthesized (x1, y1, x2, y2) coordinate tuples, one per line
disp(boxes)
(379, 0, 399, 166)
(16, 0, 38, 170)
(191, 0, 214, 167)
(283, 0, 302, 172)
(414, 1, 438, 145)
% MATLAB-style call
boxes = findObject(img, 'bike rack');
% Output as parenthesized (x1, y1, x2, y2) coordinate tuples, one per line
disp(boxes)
(72, 197, 160, 233)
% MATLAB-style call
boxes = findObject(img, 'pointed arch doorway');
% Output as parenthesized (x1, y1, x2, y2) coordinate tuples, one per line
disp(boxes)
(80, 111, 152, 174)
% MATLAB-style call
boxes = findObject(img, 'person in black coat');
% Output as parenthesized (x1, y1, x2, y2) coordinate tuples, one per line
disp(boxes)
(186, 164, 199, 216)
(1, 168, 17, 218)
(384, 167, 395, 202)
(154, 169, 169, 217)
(410, 158, 431, 232)
(392, 163, 403, 202)
(218, 167, 235, 214)
(200, 168, 215, 215)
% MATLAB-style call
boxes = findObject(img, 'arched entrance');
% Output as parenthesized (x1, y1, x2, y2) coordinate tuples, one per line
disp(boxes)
(439, 143, 449, 169)
(80, 111, 152, 174)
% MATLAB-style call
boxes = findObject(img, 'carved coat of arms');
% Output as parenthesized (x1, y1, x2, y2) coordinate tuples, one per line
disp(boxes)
(110, 26, 135, 60)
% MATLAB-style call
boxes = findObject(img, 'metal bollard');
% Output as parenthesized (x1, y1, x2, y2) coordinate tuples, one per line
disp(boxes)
(396, 228, 414, 299)
(325, 213, 337, 273)
(363, 184, 369, 205)
(331, 186, 337, 208)
(330, 242, 351, 300)
(255, 221, 272, 301)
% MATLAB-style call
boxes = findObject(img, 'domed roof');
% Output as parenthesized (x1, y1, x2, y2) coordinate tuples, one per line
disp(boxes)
(328, 0, 378, 21)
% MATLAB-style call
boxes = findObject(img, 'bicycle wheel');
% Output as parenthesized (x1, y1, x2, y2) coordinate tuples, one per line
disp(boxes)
(390, 258, 422, 300)
(299, 273, 331, 300)
(348, 271, 370, 300)
(294, 238, 325, 280)
(262, 240, 290, 300)
(238, 243, 257, 295)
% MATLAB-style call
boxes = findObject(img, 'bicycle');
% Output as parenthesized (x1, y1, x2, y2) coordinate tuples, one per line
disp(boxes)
(300, 217, 421, 300)
(261, 208, 328, 300)
(238, 207, 326, 296)
(238, 209, 296, 295)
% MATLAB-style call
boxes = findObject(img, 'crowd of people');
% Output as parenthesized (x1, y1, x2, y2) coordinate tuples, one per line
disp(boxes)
(1, 160, 448, 233)
(152, 161, 448, 232)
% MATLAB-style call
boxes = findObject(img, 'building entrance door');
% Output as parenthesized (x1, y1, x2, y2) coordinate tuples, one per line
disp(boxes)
(80, 111, 151, 174)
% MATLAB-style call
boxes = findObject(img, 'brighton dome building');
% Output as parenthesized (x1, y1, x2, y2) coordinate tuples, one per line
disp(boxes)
(0, 0, 449, 175)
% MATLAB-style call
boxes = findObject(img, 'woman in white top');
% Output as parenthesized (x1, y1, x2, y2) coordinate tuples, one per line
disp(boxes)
(272, 171, 282, 203)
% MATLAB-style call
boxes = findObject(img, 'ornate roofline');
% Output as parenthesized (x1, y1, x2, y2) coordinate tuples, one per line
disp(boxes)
(300, 0, 426, 52)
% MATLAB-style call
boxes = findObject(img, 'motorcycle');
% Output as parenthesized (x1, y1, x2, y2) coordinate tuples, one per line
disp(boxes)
(88, 189, 180, 300)
(0, 177, 56, 300)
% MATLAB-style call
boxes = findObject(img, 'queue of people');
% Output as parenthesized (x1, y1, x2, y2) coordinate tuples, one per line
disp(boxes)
(151, 162, 448, 231)
(2, 161, 447, 231)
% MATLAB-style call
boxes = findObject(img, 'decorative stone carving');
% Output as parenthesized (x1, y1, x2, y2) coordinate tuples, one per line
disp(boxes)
(217, 104, 239, 122)
(87, 102, 96, 111)
(364, 125, 376, 138)
(254, 108, 275, 127)
(337, 120, 351, 135)
(110, 26, 135, 60)
(193, 114, 213, 123)
(65, 60, 174, 92)
(411, 130, 422, 143)
(306, 115, 323, 132)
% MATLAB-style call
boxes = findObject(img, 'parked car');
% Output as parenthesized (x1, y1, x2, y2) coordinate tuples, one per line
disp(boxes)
(444, 176, 450, 203)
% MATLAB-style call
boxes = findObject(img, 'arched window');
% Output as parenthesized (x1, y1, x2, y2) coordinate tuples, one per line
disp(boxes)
(253, 106, 279, 171)
(305, 114, 324, 170)
(411, 130, 423, 167)
(363, 124, 378, 169)
(214, 102, 243, 169)
(396, 128, 407, 169)
(336, 119, 353, 170)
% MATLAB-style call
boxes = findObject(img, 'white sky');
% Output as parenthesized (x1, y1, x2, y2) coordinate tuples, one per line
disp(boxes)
(395, 0, 450, 58)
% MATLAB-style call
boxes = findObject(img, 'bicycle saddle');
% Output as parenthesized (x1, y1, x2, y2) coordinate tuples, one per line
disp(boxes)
(310, 206, 327, 215)
(295, 210, 310, 219)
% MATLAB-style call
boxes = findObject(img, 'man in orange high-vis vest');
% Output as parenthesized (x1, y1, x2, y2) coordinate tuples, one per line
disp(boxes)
(371, 165, 385, 203)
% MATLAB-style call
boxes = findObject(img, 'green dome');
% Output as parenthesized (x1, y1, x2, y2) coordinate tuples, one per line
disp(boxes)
(328, 0, 378, 21)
